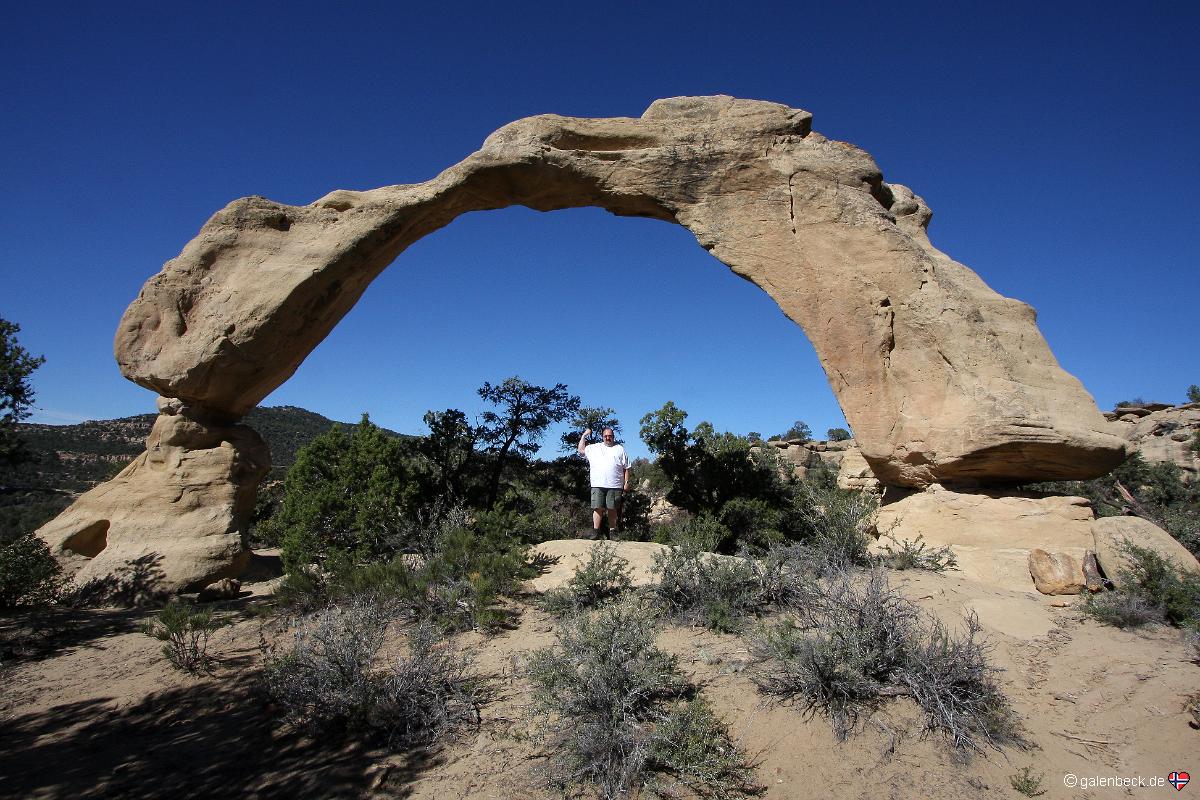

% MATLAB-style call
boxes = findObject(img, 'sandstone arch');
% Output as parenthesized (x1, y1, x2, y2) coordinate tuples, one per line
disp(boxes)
(38, 96, 1125, 590)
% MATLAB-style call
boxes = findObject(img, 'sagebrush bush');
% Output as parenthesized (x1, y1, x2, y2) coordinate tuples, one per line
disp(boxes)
(750, 569, 1019, 754)
(143, 597, 223, 672)
(875, 534, 958, 572)
(539, 542, 633, 617)
(652, 542, 762, 633)
(526, 600, 754, 799)
(792, 477, 877, 571)
(0, 532, 61, 607)
(264, 599, 478, 746)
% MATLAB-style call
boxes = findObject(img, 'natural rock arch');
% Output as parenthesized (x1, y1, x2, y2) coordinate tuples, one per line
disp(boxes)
(38, 96, 1125, 590)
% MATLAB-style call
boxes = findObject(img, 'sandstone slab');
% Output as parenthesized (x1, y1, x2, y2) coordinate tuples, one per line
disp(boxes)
(1091, 515, 1200, 589)
(874, 486, 1095, 593)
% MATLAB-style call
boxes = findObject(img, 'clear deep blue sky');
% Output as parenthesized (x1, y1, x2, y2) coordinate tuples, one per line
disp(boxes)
(2, 1, 1197, 460)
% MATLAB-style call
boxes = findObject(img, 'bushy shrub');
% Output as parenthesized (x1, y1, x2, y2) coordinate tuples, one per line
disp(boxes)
(539, 542, 633, 617)
(875, 534, 958, 572)
(0, 532, 61, 607)
(791, 475, 877, 571)
(665, 513, 731, 552)
(1086, 542, 1200, 629)
(266, 415, 426, 573)
(264, 599, 478, 747)
(719, 497, 786, 554)
(143, 598, 224, 673)
(526, 601, 755, 799)
(750, 569, 1019, 754)
(275, 517, 532, 632)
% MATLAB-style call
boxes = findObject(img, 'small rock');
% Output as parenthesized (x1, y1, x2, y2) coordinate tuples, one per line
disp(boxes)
(1028, 549, 1084, 595)
(198, 577, 241, 602)
(1082, 551, 1105, 593)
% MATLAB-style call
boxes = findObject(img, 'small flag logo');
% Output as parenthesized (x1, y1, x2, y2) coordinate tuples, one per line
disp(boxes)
(1169, 772, 1190, 791)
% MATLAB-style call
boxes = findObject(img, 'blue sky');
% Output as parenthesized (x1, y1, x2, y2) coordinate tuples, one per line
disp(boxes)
(2, 1, 1197, 460)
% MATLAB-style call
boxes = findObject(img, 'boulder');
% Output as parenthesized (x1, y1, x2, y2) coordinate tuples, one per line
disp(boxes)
(1091, 516, 1200, 589)
(113, 95, 1122, 488)
(874, 486, 1095, 592)
(35, 399, 269, 594)
(1027, 549, 1084, 595)
(198, 577, 241, 602)
(837, 445, 881, 492)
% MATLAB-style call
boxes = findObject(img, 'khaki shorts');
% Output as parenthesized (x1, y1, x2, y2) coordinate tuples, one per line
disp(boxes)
(591, 487, 624, 509)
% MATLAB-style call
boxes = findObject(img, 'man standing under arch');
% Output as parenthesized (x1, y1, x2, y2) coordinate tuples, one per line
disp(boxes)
(578, 427, 630, 539)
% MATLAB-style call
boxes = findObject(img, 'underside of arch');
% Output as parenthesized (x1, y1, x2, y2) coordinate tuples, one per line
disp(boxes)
(114, 95, 1123, 487)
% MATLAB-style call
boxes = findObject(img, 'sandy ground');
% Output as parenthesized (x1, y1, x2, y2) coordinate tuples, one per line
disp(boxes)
(1, 548, 1197, 800)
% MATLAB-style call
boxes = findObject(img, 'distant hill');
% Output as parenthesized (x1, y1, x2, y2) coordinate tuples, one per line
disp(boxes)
(1, 406, 409, 542)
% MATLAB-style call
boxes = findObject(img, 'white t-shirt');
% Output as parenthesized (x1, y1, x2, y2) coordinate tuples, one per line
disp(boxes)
(584, 442, 630, 489)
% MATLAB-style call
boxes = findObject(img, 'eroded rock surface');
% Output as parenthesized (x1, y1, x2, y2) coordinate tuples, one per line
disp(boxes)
(1092, 515, 1200, 588)
(874, 486, 1096, 593)
(1108, 403, 1200, 481)
(36, 398, 269, 594)
(115, 95, 1121, 487)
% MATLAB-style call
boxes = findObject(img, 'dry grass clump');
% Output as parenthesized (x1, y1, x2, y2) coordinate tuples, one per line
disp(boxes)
(526, 599, 757, 799)
(750, 568, 1020, 755)
(263, 597, 480, 747)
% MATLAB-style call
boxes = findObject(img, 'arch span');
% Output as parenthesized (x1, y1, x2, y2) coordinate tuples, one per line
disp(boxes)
(39, 96, 1124, 591)
(116, 95, 1122, 486)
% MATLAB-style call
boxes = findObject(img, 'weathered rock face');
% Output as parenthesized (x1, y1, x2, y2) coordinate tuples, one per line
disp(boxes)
(115, 95, 1121, 487)
(36, 398, 269, 593)
(874, 486, 1096, 592)
(1107, 403, 1200, 481)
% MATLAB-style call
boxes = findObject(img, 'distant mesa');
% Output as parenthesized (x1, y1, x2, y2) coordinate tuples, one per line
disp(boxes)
(39, 95, 1127, 591)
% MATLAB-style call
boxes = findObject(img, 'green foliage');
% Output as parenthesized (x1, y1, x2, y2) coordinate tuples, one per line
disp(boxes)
(1188, 385, 1200, 405)
(0, 318, 45, 469)
(539, 542, 633, 617)
(142, 598, 224, 672)
(263, 602, 479, 747)
(526, 600, 755, 799)
(478, 484, 580, 544)
(791, 472, 878, 571)
(419, 408, 481, 504)
(826, 427, 852, 442)
(639, 402, 789, 524)
(772, 420, 812, 442)
(561, 405, 621, 453)
(1086, 542, 1200, 629)
(277, 512, 531, 633)
(1010, 767, 1047, 797)
(0, 532, 62, 607)
(629, 457, 671, 495)
(719, 496, 786, 553)
(268, 414, 425, 573)
(751, 570, 1019, 754)
(476, 376, 580, 506)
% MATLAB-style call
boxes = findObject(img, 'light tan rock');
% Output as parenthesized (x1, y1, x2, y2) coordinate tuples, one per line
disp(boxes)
(1027, 549, 1085, 595)
(114, 95, 1122, 487)
(874, 486, 1095, 592)
(1091, 515, 1200, 589)
(1108, 403, 1200, 481)
(836, 445, 881, 491)
(35, 401, 269, 594)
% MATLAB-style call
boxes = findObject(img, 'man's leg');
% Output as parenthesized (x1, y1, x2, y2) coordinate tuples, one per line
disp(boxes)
(607, 507, 619, 538)
(588, 487, 604, 538)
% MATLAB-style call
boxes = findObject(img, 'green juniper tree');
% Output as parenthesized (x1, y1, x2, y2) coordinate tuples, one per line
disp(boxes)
(0, 318, 45, 470)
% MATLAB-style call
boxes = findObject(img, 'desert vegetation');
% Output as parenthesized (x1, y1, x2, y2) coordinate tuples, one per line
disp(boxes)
(6, 369, 1200, 797)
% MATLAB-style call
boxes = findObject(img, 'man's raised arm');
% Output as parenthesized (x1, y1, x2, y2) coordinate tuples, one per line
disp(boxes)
(578, 429, 591, 456)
